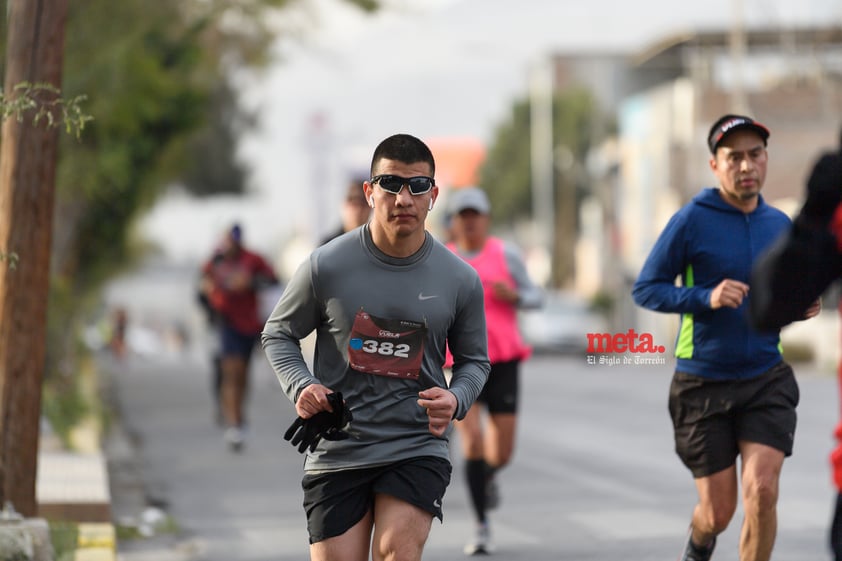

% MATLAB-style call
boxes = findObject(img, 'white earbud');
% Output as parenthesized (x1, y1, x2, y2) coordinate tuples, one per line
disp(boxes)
(369, 198, 375, 208)
(428, 200, 433, 211)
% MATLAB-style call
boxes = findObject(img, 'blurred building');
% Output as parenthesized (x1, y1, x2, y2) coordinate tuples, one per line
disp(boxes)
(544, 25, 842, 368)
(620, 26, 842, 272)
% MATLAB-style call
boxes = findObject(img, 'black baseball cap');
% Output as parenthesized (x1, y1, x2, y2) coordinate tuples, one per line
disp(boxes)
(707, 114, 770, 154)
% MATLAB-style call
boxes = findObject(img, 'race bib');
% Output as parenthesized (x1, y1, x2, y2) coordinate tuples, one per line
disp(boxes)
(348, 310, 427, 380)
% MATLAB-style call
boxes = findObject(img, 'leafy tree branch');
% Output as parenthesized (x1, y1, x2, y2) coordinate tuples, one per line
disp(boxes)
(0, 82, 92, 138)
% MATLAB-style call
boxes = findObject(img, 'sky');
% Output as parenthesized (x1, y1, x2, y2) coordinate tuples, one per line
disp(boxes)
(139, 0, 842, 273)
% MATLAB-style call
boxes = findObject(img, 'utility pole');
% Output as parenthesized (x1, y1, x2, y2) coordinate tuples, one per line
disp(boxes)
(529, 56, 555, 286)
(305, 111, 332, 247)
(729, 0, 749, 113)
(0, 0, 68, 516)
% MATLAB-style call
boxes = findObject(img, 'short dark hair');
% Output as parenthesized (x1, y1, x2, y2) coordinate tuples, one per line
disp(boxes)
(370, 134, 436, 177)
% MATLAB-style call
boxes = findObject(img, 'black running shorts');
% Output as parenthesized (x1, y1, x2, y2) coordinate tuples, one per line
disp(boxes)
(477, 359, 520, 414)
(301, 456, 451, 544)
(668, 360, 799, 478)
(220, 324, 257, 359)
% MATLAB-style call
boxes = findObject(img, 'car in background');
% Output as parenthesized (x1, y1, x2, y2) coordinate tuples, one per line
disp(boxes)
(519, 290, 608, 354)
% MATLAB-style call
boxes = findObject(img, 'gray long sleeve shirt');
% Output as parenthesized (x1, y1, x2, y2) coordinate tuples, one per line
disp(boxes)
(262, 225, 490, 473)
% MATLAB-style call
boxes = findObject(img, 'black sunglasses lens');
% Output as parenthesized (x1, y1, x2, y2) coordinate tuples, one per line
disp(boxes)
(377, 176, 403, 193)
(408, 177, 432, 194)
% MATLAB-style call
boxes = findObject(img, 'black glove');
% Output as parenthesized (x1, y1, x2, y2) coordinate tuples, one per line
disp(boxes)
(283, 392, 353, 454)
(797, 152, 842, 230)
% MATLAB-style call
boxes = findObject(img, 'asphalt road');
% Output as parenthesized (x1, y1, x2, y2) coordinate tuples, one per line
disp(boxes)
(103, 344, 838, 561)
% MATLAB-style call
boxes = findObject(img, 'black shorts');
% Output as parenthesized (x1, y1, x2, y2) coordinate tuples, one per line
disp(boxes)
(219, 324, 257, 359)
(301, 456, 452, 544)
(477, 359, 520, 414)
(668, 361, 799, 478)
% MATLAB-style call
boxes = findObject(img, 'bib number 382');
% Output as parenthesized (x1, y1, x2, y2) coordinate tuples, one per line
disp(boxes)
(359, 339, 411, 358)
(348, 311, 427, 380)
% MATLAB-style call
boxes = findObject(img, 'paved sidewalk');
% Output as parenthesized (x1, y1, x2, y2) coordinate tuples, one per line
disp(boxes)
(100, 353, 199, 561)
(36, 369, 117, 561)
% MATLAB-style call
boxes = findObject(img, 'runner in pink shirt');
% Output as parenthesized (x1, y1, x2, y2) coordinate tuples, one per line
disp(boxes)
(445, 187, 543, 555)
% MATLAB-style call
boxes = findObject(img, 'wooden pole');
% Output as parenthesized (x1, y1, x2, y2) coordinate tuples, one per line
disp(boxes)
(0, 0, 68, 516)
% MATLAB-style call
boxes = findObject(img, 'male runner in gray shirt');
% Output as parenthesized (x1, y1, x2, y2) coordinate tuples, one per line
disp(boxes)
(262, 133, 490, 561)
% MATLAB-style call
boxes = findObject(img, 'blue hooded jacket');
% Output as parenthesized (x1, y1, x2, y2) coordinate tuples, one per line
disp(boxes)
(632, 187, 791, 380)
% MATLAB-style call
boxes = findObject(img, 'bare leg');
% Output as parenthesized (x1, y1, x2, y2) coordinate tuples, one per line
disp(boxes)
(455, 404, 484, 459)
(221, 355, 247, 427)
(484, 412, 516, 468)
(371, 494, 434, 561)
(691, 465, 738, 546)
(310, 508, 373, 561)
(738, 441, 785, 561)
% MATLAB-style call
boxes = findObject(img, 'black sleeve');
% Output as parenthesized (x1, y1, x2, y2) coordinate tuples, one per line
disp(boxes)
(749, 221, 842, 332)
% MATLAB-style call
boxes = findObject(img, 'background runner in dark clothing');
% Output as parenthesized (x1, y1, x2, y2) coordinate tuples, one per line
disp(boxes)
(749, 147, 842, 560)
(200, 223, 278, 451)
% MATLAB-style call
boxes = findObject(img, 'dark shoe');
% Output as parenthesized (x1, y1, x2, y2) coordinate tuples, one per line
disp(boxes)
(678, 529, 715, 561)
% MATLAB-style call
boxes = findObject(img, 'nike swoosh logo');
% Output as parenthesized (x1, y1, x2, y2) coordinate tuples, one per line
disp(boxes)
(418, 293, 438, 301)
(433, 499, 442, 508)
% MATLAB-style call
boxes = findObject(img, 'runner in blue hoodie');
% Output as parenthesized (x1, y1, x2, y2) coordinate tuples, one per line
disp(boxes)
(633, 115, 812, 561)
